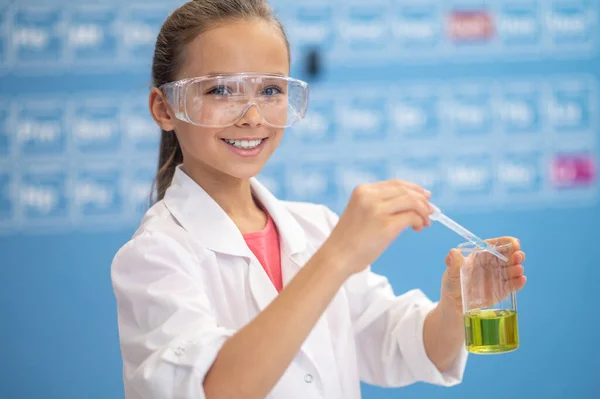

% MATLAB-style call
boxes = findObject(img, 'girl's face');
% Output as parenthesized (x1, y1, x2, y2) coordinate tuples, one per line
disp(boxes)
(154, 19, 290, 182)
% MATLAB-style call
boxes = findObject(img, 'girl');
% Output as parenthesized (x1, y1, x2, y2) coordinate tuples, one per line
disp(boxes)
(111, 1, 527, 398)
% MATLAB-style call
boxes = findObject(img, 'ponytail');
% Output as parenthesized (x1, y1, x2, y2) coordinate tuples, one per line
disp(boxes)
(151, 129, 183, 204)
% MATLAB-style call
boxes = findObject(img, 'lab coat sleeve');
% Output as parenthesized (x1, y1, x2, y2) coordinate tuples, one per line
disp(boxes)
(111, 230, 235, 399)
(320, 205, 468, 388)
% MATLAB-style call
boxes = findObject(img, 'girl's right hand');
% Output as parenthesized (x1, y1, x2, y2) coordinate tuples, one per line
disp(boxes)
(323, 179, 434, 278)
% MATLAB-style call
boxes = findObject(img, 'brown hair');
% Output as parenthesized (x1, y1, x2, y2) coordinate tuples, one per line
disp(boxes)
(150, 0, 291, 203)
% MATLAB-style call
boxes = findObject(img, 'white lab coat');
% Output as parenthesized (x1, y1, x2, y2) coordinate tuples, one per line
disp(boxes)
(111, 165, 468, 399)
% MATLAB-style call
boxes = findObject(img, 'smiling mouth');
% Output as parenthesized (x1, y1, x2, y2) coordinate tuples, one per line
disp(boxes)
(221, 138, 267, 149)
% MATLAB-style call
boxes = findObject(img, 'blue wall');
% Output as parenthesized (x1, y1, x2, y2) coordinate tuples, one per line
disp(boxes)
(1, 0, 599, 398)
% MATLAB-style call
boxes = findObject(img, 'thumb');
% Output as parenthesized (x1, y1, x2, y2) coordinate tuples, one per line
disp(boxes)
(445, 249, 463, 276)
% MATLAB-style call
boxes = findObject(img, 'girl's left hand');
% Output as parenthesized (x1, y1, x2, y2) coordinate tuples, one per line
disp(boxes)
(440, 236, 527, 314)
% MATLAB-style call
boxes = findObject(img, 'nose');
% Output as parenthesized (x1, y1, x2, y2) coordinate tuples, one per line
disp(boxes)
(236, 103, 264, 128)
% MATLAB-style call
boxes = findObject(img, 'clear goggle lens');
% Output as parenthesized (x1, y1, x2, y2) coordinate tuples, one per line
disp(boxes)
(161, 74, 309, 128)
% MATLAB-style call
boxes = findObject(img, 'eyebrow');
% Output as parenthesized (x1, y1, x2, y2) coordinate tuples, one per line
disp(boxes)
(203, 71, 288, 77)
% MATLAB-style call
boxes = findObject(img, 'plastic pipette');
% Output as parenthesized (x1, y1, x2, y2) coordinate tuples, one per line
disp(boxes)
(429, 204, 508, 262)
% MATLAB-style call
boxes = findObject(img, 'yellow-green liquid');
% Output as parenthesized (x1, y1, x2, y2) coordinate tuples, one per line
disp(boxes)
(464, 309, 519, 354)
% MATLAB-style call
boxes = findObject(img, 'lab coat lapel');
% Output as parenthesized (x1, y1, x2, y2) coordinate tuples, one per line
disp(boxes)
(284, 246, 333, 376)
(249, 178, 307, 290)
(164, 167, 280, 311)
(249, 179, 333, 371)
(251, 178, 334, 374)
(163, 167, 307, 312)
(163, 166, 253, 258)
(164, 169, 331, 366)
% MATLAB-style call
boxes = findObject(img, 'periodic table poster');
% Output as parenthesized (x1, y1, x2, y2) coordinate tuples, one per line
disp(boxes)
(1, 1, 598, 398)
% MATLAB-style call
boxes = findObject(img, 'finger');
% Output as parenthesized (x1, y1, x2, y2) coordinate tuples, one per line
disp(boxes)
(390, 179, 431, 198)
(371, 181, 434, 226)
(487, 236, 520, 252)
(481, 237, 520, 263)
(503, 274, 527, 293)
(485, 250, 525, 268)
(445, 249, 463, 279)
(505, 264, 525, 280)
(511, 250, 525, 265)
(511, 275, 527, 291)
(383, 193, 432, 227)
(362, 181, 400, 201)
(389, 210, 426, 233)
(498, 250, 525, 267)
(445, 248, 463, 270)
(372, 179, 431, 200)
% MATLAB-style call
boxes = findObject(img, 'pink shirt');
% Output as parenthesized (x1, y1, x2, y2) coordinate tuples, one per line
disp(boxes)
(242, 211, 283, 292)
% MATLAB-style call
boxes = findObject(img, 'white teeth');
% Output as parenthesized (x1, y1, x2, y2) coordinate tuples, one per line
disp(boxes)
(224, 139, 264, 149)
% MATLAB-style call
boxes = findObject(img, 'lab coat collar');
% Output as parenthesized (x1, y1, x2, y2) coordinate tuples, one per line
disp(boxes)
(164, 167, 330, 377)
(163, 165, 307, 258)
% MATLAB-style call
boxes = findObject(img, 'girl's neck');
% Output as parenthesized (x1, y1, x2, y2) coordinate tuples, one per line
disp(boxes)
(181, 161, 267, 233)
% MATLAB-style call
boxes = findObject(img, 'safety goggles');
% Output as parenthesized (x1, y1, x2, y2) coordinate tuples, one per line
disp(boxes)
(159, 73, 310, 128)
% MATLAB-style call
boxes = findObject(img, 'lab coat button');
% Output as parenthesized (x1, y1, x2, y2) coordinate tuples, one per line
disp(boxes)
(304, 374, 313, 383)
(174, 346, 186, 357)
